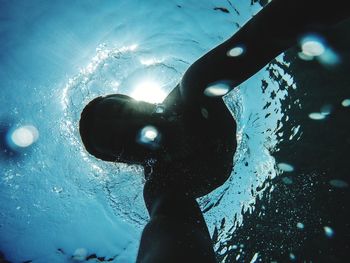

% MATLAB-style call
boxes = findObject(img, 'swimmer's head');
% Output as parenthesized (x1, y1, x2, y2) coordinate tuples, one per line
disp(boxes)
(79, 93, 237, 197)
(79, 94, 178, 164)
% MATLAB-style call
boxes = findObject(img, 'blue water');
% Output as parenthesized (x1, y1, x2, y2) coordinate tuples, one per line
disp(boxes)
(0, 0, 287, 262)
(1, 0, 348, 262)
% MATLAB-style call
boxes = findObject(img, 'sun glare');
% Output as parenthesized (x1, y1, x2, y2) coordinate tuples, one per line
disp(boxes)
(130, 80, 167, 103)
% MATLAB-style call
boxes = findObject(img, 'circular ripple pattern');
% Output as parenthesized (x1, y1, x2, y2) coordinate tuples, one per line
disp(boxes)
(60, 43, 186, 227)
(60, 42, 292, 247)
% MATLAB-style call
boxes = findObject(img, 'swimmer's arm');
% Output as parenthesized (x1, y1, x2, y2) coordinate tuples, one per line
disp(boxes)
(178, 0, 350, 106)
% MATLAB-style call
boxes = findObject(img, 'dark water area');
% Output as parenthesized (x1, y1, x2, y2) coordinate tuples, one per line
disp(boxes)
(213, 19, 350, 262)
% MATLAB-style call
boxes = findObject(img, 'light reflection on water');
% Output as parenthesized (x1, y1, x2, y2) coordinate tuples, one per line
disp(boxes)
(1, 0, 331, 262)
(200, 53, 296, 239)
(61, 43, 185, 226)
(61, 38, 296, 253)
(299, 33, 341, 66)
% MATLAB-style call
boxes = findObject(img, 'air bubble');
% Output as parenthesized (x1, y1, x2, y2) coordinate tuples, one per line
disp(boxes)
(341, 99, 350, 107)
(308, 112, 325, 120)
(204, 81, 231, 97)
(227, 46, 245, 57)
(300, 35, 326, 57)
(8, 125, 39, 148)
(137, 126, 160, 149)
(154, 104, 165, 114)
(296, 222, 305, 229)
(277, 162, 294, 172)
(324, 226, 334, 238)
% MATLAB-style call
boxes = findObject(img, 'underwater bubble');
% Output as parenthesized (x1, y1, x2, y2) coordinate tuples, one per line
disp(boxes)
(329, 179, 348, 188)
(137, 125, 160, 149)
(341, 99, 350, 107)
(9, 125, 39, 148)
(289, 253, 296, 261)
(324, 226, 335, 238)
(227, 46, 245, 57)
(300, 35, 326, 57)
(277, 162, 294, 172)
(154, 104, 165, 114)
(302, 41, 325, 56)
(72, 248, 88, 261)
(297, 222, 305, 229)
(308, 112, 326, 120)
(204, 81, 231, 97)
(140, 126, 158, 141)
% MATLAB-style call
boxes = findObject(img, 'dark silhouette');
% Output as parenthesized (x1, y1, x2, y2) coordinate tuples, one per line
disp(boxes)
(79, 0, 349, 262)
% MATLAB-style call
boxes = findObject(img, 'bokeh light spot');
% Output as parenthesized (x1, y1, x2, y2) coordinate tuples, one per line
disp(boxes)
(10, 125, 39, 148)
(204, 81, 231, 97)
(154, 104, 165, 114)
(308, 112, 326, 120)
(227, 46, 245, 57)
(297, 222, 305, 229)
(324, 226, 335, 238)
(277, 162, 294, 172)
(289, 253, 296, 261)
(301, 35, 326, 57)
(144, 129, 157, 141)
(137, 125, 160, 149)
(341, 99, 350, 107)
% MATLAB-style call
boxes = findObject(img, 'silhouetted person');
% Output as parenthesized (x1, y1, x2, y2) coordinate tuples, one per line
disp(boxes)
(79, 0, 349, 262)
